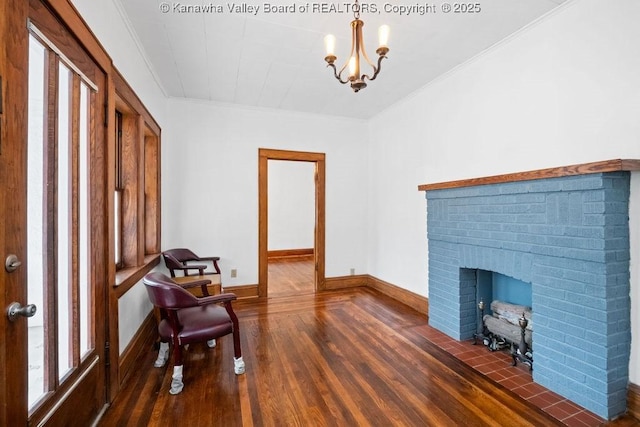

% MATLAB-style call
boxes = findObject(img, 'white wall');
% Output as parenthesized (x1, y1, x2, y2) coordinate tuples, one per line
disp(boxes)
(268, 161, 315, 251)
(367, 0, 640, 382)
(163, 100, 369, 285)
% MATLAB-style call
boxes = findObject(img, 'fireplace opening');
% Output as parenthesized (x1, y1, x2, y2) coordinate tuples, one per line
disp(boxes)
(475, 270, 532, 311)
(471, 269, 533, 368)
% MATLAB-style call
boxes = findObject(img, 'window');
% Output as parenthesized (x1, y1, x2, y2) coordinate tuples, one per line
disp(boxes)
(112, 69, 161, 282)
(27, 29, 98, 409)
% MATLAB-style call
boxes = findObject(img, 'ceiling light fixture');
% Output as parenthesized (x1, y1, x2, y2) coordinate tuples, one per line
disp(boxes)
(323, 0, 389, 93)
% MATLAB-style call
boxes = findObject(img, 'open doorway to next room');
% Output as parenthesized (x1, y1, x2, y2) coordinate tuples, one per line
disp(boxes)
(268, 160, 316, 297)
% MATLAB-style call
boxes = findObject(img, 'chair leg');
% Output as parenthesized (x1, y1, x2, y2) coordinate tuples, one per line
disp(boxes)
(232, 328, 244, 374)
(169, 365, 184, 394)
(154, 342, 170, 367)
(168, 339, 186, 394)
(224, 302, 245, 375)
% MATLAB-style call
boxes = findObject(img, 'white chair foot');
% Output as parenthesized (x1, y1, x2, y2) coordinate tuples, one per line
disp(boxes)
(207, 339, 216, 348)
(169, 365, 184, 394)
(154, 342, 169, 368)
(234, 356, 245, 375)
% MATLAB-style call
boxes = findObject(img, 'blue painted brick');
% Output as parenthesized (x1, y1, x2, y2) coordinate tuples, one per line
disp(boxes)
(424, 172, 631, 419)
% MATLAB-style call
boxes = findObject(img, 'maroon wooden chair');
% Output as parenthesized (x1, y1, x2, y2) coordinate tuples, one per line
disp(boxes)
(162, 248, 221, 278)
(143, 272, 245, 395)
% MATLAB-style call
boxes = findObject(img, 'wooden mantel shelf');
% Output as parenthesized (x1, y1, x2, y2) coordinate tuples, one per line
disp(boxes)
(418, 159, 640, 192)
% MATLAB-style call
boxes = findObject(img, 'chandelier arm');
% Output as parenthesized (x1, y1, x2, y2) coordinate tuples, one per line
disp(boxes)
(361, 54, 387, 82)
(327, 63, 351, 84)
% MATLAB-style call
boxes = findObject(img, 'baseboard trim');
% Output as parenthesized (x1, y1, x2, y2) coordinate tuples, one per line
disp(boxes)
(323, 274, 428, 314)
(225, 283, 259, 299)
(224, 275, 428, 314)
(366, 276, 429, 314)
(628, 382, 640, 420)
(119, 311, 156, 386)
(268, 248, 314, 259)
(324, 275, 368, 290)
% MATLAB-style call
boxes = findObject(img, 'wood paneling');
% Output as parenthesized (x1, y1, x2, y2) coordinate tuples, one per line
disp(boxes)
(42, 358, 102, 425)
(120, 113, 140, 267)
(144, 132, 160, 254)
(109, 67, 162, 403)
(418, 159, 640, 191)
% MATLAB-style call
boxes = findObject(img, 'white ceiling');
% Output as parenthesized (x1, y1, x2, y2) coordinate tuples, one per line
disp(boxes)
(119, 0, 567, 119)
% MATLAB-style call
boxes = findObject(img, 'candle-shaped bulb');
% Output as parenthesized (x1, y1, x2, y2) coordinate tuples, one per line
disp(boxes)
(378, 25, 390, 48)
(324, 34, 336, 56)
(348, 56, 357, 78)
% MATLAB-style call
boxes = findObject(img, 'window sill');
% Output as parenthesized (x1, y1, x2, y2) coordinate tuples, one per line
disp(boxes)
(114, 254, 161, 298)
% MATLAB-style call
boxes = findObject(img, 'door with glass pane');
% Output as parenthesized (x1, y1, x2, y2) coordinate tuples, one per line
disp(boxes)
(1, 1, 107, 423)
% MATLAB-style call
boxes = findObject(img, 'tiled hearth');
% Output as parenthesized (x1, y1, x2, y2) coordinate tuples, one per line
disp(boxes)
(418, 324, 605, 426)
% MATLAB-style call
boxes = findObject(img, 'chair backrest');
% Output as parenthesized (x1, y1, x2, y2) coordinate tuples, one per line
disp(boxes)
(163, 248, 199, 264)
(143, 272, 199, 309)
(161, 252, 185, 277)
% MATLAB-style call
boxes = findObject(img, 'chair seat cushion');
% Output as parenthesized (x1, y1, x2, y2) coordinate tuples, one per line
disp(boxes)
(158, 305, 233, 345)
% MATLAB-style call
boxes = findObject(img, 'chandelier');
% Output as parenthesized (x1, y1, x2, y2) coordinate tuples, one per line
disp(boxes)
(323, 0, 389, 92)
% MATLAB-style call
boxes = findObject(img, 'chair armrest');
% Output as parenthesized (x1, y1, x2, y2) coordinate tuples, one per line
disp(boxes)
(195, 256, 220, 262)
(178, 264, 208, 271)
(173, 264, 209, 277)
(196, 292, 237, 306)
(190, 256, 221, 274)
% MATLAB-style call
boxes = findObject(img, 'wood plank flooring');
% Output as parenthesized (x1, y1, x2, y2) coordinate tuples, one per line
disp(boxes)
(268, 256, 314, 297)
(98, 261, 640, 426)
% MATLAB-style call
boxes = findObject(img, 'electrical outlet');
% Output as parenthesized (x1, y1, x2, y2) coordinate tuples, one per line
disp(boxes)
(350, 268, 355, 276)
(230, 269, 237, 278)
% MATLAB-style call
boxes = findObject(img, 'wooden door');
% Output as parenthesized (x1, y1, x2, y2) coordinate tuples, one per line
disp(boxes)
(0, 0, 108, 424)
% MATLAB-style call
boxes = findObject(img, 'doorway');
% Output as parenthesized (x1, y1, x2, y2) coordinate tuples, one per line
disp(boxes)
(258, 149, 326, 297)
(268, 160, 316, 296)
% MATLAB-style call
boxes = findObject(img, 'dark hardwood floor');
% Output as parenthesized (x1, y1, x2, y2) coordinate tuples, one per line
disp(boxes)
(98, 261, 640, 426)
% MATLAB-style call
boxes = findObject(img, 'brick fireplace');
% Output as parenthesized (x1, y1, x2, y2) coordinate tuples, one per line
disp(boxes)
(420, 160, 639, 420)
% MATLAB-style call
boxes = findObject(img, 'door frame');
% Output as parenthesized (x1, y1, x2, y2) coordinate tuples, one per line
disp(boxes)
(258, 148, 326, 297)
